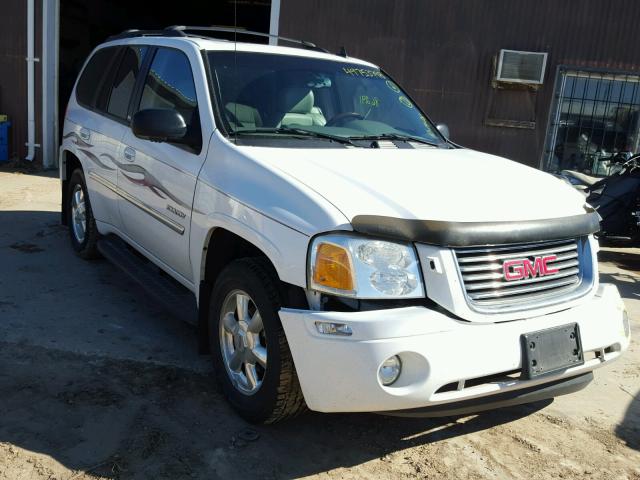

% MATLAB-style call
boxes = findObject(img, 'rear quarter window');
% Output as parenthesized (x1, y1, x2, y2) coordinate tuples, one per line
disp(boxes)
(76, 46, 120, 110)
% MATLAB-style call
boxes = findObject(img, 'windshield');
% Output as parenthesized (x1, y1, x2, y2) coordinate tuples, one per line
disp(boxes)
(207, 51, 444, 145)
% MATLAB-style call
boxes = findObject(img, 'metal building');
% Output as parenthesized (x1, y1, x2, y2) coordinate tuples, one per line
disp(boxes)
(280, 0, 640, 174)
(0, 0, 272, 168)
(2, 0, 640, 176)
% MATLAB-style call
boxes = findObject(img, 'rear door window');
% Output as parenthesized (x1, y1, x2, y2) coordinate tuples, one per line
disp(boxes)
(106, 46, 148, 121)
(76, 46, 121, 110)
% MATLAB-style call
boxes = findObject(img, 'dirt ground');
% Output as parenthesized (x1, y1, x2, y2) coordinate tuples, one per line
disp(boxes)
(0, 169, 639, 480)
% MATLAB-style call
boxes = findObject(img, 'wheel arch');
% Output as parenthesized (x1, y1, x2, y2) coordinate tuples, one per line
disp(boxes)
(197, 227, 307, 354)
(60, 149, 83, 225)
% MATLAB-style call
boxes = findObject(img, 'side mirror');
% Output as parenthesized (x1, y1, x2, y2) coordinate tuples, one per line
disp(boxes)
(436, 123, 450, 140)
(132, 109, 187, 143)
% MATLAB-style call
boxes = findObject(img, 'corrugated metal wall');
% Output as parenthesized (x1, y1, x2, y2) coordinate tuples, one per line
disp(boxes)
(0, 0, 32, 162)
(279, 0, 640, 167)
(0, 1, 43, 164)
(3, 1, 639, 168)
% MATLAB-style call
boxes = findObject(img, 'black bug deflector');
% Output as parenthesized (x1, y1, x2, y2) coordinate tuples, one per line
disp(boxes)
(351, 212, 601, 247)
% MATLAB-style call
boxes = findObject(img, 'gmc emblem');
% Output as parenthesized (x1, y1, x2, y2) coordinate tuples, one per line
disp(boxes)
(503, 255, 559, 281)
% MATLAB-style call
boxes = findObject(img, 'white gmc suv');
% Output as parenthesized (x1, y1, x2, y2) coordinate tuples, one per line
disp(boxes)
(60, 27, 631, 424)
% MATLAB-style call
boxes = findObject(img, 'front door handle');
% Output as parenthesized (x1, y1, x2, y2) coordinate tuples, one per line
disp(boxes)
(79, 128, 91, 142)
(123, 147, 136, 162)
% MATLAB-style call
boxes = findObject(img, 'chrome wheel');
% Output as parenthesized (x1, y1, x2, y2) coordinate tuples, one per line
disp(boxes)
(71, 184, 87, 244)
(219, 290, 267, 395)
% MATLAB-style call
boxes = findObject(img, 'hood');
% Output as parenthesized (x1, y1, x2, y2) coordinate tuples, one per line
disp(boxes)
(247, 146, 587, 223)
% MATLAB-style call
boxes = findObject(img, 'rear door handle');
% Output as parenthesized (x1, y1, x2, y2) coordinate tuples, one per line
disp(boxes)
(123, 147, 136, 162)
(79, 128, 91, 141)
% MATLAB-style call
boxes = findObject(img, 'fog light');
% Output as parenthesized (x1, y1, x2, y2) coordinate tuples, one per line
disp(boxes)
(623, 310, 631, 339)
(315, 321, 352, 336)
(379, 355, 402, 386)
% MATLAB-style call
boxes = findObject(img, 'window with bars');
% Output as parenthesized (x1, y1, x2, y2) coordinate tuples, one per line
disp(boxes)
(543, 68, 640, 176)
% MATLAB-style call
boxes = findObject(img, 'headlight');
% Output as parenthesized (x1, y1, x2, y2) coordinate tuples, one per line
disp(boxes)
(308, 233, 425, 299)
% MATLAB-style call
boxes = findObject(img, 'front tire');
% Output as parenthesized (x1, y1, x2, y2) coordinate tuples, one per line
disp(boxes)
(66, 169, 99, 259)
(209, 258, 306, 423)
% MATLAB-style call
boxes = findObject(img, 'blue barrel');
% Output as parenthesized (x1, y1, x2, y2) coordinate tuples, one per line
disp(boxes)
(0, 121, 10, 162)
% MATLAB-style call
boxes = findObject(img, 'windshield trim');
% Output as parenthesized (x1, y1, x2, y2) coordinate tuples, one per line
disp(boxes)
(234, 126, 358, 146)
(200, 49, 231, 138)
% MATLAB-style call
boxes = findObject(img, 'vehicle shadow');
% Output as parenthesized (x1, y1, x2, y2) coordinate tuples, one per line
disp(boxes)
(266, 401, 551, 477)
(616, 392, 640, 451)
(0, 208, 557, 478)
(599, 249, 640, 452)
(0, 165, 59, 179)
(599, 270, 640, 302)
(0, 336, 552, 479)
(598, 248, 640, 273)
(0, 209, 204, 366)
(598, 248, 640, 301)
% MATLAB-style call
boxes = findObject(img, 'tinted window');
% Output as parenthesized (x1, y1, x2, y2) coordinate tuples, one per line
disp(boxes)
(76, 47, 120, 109)
(106, 46, 147, 120)
(138, 48, 201, 149)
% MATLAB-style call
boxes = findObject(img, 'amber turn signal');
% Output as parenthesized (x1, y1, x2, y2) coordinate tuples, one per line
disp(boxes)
(312, 242, 354, 292)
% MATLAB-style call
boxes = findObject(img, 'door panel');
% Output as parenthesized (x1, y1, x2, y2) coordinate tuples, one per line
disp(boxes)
(118, 47, 207, 280)
(117, 136, 202, 278)
(66, 46, 126, 229)
(76, 115, 128, 229)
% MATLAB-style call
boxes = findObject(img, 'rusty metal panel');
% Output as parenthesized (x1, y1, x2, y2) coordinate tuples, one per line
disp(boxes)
(279, 0, 640, 167)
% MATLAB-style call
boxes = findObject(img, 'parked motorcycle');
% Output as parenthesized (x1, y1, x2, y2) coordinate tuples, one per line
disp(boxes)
(583, 154, 640, 245)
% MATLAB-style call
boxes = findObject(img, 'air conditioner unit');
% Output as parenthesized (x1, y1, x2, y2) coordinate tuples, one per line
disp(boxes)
(496, 49, 548, 85)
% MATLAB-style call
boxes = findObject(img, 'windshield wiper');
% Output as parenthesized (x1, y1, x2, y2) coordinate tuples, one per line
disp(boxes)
(348, 133, 442, 147)
(234, 127, 357, 146)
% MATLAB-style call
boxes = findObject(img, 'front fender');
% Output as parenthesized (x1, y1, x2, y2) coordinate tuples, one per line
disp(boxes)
(190, 180, 312, 302)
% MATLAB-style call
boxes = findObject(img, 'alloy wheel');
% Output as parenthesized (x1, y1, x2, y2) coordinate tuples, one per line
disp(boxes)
(71, 184, 87, 244)
(219, 289, 268, 395)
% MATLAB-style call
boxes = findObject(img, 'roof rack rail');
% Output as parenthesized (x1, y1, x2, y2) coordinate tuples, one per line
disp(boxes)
(107, 28, 186, 41)
(164, 25, 327, 52)
(107, 26, 328, 53)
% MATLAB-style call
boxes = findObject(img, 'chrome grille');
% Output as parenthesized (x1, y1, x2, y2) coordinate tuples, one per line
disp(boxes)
(454, 238, 584, 309)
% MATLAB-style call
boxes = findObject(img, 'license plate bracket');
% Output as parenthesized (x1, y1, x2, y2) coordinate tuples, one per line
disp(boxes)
(521, 323, 584, 379)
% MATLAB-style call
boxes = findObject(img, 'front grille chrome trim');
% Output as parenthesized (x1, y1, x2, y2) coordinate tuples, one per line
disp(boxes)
(453, 236, 595, 313)
(464, 266, 579, 289)
(468, 275, 580, 300)
(462, 260, 580, 291)
(456, 242, 578, 264)
(454, 238, 576, 254)
(458, 250, 579, 273)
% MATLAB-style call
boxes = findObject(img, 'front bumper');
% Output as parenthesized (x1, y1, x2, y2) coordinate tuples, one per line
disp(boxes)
(279, 283, 630, 413)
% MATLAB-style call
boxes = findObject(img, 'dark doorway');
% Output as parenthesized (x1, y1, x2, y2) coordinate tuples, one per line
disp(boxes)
(59, 0, 271, 132)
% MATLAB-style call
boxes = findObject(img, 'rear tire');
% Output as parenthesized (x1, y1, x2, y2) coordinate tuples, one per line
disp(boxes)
(66, 169, 99, 260)
(209, 258, 307, 423)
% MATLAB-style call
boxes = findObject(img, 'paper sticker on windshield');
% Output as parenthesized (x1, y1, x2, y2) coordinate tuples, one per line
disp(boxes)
(342, 67, 386, 79)
(398, 96, 414, 108)
(360, 95, 380, 107)
(385, 80, 400, 93)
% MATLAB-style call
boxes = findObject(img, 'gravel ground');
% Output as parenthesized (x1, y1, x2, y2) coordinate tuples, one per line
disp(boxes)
(0, 169, 638, 480)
